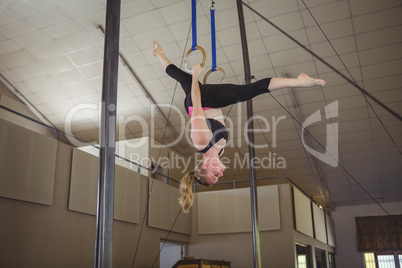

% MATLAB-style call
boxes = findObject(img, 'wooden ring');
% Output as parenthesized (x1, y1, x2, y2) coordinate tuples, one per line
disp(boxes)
(183, 46, 207, 73)
(203, 67, 226, 84)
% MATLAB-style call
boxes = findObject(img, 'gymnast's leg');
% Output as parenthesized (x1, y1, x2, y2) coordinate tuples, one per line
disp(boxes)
(268, 74, 325, 91)
(199, 74, 325, 108)
(154, 41, 196, 112)
(154, 41, 325, 107)
(153, 41, 194, 91)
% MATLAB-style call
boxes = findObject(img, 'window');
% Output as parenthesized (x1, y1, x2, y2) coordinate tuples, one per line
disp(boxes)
(328, 252, 336, 268)
(296, 244, 312, 268)
(363, 252, 402, 268)
(315, 248, 327, 268)
(364, 253, 376, 268)
(298, 255, 307, 268)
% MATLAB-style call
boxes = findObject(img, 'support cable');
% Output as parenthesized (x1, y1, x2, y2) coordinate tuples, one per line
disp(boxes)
(260, 82, 393, 216)
(242, 1, 401, 122)
(203, 1, 226, 84)
(184, 0, 206, 73)
(191, 0, 198, 51)
(210, 3, 217, 72)
(284, 76, 332, 207)
(0, 74, 55, 128)
(131, 16, 194, 268)
(238, 0, 393, 217)
(242, 0, 397, 216)
(151, 209, 182, 267)
(300, 0, 401, 155)
(96, 26, 189, 153)
(99, 21, 189, 268)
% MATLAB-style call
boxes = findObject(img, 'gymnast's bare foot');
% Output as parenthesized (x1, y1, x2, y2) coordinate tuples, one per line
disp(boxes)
(153, 41, 163, 56)
(298, 73, 326, 87)
(153, 41, 172, 70)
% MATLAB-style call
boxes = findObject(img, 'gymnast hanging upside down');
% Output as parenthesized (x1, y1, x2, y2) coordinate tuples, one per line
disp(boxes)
(153, 41, 325, 212)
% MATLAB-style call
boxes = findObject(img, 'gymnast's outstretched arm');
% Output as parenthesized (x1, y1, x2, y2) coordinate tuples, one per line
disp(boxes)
(190, 64, 212, 151)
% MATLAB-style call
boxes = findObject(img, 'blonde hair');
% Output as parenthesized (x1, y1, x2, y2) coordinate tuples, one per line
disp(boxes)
(179, 163, 206, 213)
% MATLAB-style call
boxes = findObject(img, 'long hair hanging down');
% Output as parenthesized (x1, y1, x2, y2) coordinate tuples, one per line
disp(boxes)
(179, 171, 196, 213)
(179, 162, 206, 213)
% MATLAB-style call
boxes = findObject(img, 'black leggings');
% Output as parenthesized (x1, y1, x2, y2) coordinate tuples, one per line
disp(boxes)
(166, 64, 272, 114)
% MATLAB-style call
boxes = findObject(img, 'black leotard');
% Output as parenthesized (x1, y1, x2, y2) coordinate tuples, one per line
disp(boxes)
(166, 64, 271, 154)
(196, 118, 228, 155)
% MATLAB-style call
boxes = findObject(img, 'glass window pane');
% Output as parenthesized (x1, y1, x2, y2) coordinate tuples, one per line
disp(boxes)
(315, 248, 327, 268)
(296, 244, 311, 268)
(377, 255, 395, 268)
(364, 253, 376, 268)
(298, 255, 307, 268)
(328, 253, 336, 268)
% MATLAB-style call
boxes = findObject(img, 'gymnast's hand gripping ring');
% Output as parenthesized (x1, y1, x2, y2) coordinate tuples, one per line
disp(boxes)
(203, 66, 226, 84)
(184, 46, 207, 74)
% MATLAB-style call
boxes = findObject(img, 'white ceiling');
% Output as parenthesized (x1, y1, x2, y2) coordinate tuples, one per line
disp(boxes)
(0, 0, 401, 210)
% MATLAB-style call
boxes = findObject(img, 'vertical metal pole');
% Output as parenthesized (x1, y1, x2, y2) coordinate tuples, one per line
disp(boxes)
(236, 1, 261, 267)
(95, 0, 121, 267)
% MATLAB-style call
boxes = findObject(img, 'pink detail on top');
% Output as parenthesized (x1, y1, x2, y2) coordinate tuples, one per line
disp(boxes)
(188, 106, 212, 117)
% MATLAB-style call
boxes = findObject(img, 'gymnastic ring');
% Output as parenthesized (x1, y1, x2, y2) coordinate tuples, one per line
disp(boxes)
(183, 46, 207, 73)
(203, 67, 226, 84)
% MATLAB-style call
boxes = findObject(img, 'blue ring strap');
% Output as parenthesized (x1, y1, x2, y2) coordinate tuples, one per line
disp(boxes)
(210, 8, 216, 71)
(191, 0, 197, 50)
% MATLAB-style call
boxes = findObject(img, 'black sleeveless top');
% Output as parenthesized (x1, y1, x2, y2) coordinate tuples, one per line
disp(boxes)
(197, 118, 228, 155)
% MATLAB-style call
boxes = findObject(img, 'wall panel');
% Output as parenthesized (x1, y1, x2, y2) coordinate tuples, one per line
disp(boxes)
(69, 148, 140, 224)
(313, 203, 327, 243)
(148, 178, 192, 235)
(293, 186, 314, 237)
(326, 213, 336, 247)
(197, 185, 281, 234)
(0, 119, 57, 205)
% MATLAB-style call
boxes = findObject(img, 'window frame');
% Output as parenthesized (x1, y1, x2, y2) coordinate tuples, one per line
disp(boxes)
(363, 251, 402, 268)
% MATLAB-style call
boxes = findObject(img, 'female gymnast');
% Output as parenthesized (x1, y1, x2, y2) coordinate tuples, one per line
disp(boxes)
(153, 41, 325, 212)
